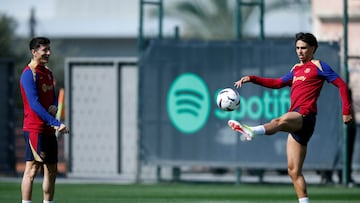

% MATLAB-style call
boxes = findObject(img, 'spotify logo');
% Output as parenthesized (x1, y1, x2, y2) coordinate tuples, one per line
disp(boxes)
(167, 73, 211, 134)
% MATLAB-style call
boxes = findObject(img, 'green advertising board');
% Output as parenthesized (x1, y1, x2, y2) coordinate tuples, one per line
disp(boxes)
(140, 39, 342, 169)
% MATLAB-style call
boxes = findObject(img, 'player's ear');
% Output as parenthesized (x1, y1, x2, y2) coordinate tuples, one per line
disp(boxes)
(31, 48, 37, 57)
(311, 46, 316, 54)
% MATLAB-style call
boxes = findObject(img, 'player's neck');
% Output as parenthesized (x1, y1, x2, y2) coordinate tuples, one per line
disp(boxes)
(28, 59, 45, 68)
(299, 58, 314, 65)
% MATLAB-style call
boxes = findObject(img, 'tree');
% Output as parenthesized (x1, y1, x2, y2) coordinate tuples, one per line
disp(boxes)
(0, 14, 17, 57)
(156, 0, 243, 39)
(149, 0, 310, 40)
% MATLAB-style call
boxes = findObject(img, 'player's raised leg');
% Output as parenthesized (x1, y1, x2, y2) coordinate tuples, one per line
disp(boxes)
(228, 111, 303, 141)
(263, 112, 303, 135)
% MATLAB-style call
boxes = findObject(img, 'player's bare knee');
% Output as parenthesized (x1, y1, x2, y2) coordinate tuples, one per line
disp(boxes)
(24, 170, 37, 182)
(269, 117, 288, 129)
(279, 116, 292, 126)
(287, 168, 295, 179)
(287, 167, 301, 180)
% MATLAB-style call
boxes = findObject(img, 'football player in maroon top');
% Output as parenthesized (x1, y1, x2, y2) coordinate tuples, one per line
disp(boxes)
(228, 33, 352, 203)
(20, 37, 69, 203)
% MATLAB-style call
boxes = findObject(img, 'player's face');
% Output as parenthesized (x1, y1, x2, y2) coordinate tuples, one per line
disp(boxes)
(296, 40, 315, 64)
(32, 44, 51, 65)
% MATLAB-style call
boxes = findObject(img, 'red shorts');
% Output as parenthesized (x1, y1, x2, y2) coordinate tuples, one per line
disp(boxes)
(24, 131, 58, 164)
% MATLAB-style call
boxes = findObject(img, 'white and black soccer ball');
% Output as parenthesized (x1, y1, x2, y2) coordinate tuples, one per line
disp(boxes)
(216, 88, 240, 111)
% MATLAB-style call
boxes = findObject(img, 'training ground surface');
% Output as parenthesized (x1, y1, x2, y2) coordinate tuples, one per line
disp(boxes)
(1, 180, 360, 203)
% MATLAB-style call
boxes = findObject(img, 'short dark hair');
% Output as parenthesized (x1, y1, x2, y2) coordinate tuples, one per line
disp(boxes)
(295, 32, 318, 52)
(29, 37, 50, 50)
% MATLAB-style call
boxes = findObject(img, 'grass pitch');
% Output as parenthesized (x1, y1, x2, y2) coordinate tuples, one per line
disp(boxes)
(1, 181, 359, 203)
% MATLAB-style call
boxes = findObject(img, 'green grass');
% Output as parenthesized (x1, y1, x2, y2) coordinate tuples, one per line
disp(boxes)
(1, 181, 359, 203)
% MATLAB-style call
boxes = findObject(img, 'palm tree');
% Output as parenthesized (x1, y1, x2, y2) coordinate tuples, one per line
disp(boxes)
(158, 0, 245, 39)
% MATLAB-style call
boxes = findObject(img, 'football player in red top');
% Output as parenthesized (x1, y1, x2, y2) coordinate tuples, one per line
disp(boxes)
(20, 37, 69, 203)
(228, 33, 352, 203)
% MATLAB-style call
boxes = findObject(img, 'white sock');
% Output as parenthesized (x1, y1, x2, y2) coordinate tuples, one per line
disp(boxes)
(43, 201, 54, 203)
(299, 197, 309, 203)
(250, 125, 266, 135)
(22, 201, 32, 203)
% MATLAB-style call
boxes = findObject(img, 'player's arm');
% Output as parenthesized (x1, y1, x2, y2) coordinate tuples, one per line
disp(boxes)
(234, 73, 292, 89)
(332, 77, 352, 123)
(20, 69, 61, 127)
(320, 61, 352, 123)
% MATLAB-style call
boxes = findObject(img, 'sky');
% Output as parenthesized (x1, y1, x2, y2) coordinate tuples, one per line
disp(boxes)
(0, 0, 55, 20)
(0, 0, 311, 38)
(0, 0, 141, 37)
(0, 0, 56, 37)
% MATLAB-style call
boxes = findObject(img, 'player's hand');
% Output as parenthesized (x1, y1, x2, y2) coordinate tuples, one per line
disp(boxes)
(343, 114, 353, 124)
(234, 76, 250, 88)
(54, 123, 69, 134)
(48, 105, 58, 117)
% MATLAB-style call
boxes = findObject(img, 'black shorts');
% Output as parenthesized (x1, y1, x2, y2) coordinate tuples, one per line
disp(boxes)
(24, 131, 58, 164)
(290, 112, 317, 146)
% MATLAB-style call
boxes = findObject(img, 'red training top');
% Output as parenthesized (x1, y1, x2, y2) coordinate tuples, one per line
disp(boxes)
(20, 64, 61, 133)
(249, 60, 351, 116)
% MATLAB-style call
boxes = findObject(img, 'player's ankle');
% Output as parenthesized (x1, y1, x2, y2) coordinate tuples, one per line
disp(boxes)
(250, 125, 266, 135)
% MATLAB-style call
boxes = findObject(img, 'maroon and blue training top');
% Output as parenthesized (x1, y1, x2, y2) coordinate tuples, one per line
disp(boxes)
(249, 60, 351, 116)
(20, 64, 61, 133)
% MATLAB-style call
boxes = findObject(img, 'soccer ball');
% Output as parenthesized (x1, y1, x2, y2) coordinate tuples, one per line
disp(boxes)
(216, 88, 240, 111)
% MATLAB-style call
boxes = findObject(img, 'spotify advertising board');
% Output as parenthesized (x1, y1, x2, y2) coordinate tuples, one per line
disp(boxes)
(140, 39, 342, 169)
